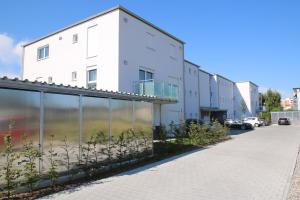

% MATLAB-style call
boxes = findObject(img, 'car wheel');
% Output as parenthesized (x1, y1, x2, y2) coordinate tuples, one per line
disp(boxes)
(241, 125, 246, 130)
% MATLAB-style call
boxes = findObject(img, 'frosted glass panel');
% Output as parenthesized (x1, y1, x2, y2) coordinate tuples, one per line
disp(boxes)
(43, 93, 79, 171)
(82, 97, 110, 163)
(134, 101, 153, 153)
(111, 99, 133, 138)
(0, 89, 40, 150)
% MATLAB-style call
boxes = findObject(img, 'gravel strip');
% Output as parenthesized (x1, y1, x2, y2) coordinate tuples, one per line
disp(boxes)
(287, 149, 300, 200)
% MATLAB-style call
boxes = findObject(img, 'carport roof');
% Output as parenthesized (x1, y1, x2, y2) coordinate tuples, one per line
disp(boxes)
(0, 76, 177, 104)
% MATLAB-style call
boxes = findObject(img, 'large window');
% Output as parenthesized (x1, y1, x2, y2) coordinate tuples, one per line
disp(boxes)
(87, 68, 97, 89)
(37, 45, 49, 60)
(139, 69, 153, 81)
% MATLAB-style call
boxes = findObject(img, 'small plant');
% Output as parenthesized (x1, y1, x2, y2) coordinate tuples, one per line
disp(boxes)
(47, 134, 58, 189)
(82, 138, 92, 167)
(101, 136, 114, 166)
(21, 134, 42, 193)
(157, 124, 167, 143)
(116, 131, 127, 165)
(1, 135, 21, 199)
(61, 136, 73, 176)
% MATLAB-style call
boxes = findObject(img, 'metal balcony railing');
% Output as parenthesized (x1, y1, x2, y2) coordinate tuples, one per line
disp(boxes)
(133, 80, 179, 100)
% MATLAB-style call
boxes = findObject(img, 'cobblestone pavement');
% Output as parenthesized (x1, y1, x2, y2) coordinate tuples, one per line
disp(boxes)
(40, 125, 300, 200)
(287, 149, 300, 200)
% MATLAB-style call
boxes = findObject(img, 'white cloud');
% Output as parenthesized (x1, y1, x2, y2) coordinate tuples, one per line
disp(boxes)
(0, 33, 27, 78)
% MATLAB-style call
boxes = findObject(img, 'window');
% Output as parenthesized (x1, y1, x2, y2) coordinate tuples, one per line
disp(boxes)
(37, 45, 49, 60)
(87, 25, 98, 58)
(72, 34, 78, 43)
(146, 32, 155, 51)
(72, 71, 77, 81)
(189, 68, 191, 74)
(87, 69, 97, 89)
(139, 69, 153, 81)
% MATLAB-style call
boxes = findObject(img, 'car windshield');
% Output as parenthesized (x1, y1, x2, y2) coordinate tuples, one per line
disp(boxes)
(279, 118, 287, 120)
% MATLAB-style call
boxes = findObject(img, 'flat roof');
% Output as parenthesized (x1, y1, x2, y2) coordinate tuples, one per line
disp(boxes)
(236, 81, 259, 87)
(0, 76, 177, 104)
(184, 60, 213, 75)
(24, 5, 184, 47)
(214, 74, 235, 83)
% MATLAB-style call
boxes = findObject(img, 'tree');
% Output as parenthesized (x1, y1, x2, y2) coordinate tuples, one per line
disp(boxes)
(262, 89, 282, 112)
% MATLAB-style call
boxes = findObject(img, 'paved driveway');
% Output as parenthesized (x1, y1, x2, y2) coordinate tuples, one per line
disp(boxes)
(41, 125, 300, 200)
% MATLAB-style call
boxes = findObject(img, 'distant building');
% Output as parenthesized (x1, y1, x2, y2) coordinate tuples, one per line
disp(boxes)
(281, 98, 294, 110)
(293, 88, 300, 110)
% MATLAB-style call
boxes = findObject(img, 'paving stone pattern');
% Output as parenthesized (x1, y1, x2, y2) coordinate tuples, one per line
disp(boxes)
(40, 125, 300, 200)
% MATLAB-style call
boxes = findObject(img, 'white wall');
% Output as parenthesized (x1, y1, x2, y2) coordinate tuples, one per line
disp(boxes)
(217, 76, 234, 119)
(198, 69, 211, 108)
(118, 10, 185, 126)
(23, 10, 120, 92)
(184, 61, 199, 119)
(235, 82, 259, 119)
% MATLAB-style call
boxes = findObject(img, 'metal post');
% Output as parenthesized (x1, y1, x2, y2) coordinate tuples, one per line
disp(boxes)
(108, 98, 112, 146)
(39, 91, 44, 173)
(132, 100, 135, 127)
(79, 95, 83, 161)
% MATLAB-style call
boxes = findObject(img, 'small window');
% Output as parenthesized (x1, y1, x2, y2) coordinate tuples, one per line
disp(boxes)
(73, 34, 78, 43)
(72, 71, 77, 81)
(189, 68, 191, 74)
(146, 71, 153, 80)
(48, 76, 53, 84)
(37, 45, 49, 60)
(139, 69, 153, 81)
(87, 69, 97, 89)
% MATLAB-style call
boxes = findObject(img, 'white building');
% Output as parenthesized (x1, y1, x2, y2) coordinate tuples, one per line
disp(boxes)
(293, 88, 300, 110)
(235, 82, 259, 119)
(22, 5, 259, 126)
(22, 6, 184, 127)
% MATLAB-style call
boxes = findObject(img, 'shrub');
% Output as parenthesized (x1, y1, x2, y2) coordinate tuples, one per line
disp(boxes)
(47, 135, 58, 189)
(60, 136, 73, 176)
(1, 135, 21, 199)
(21, 134, 42, 193)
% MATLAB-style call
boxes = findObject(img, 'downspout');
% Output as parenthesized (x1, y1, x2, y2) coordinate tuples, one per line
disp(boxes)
(197, 67, 200, 121)
(182, 46, 186, 122)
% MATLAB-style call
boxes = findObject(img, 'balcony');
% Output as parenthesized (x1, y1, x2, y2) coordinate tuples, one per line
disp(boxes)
(133, 80, 179, 100)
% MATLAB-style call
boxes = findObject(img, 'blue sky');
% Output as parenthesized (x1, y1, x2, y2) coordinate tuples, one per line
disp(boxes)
(0, 0, 299, 98)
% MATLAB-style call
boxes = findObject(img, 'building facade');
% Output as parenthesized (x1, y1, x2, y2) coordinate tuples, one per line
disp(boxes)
(22, 5, 259, 126)
(22, 6, 184, 127)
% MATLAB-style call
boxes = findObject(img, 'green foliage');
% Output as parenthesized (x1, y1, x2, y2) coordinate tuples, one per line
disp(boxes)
(116, 131, 128, 163)
(170, 121, 186, 144)
(187, 120, 228, 145)
(157, 124, 167, 143)
(47, 134, 58, 189)
(1, 122, 21, 199)
(21, 134, 42, 193)
(60, 136, 73, 176)
(262, 89, 283, 112)
(259, 111, 271, 122)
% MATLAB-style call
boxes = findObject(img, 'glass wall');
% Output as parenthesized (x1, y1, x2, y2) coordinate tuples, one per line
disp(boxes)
(82, 97, 110, 163)
(0, 89, 40, 150)
(0, 86, 154, 175)
(111, 99, 133, 138)
(43, 93, 80, 171)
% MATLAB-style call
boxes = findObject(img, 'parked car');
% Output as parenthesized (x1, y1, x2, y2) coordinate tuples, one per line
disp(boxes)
(243, 117, 263, 127)
(224, 119, 234, 126)
(278, 118, 291, 125)
(226, 120, 254, 130)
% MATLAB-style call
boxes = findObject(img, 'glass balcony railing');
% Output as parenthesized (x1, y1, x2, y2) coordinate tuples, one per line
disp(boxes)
(133, 80, 179, 100)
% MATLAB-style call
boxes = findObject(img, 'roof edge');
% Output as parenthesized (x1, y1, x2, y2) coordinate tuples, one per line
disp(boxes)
(23, 5, 184, 47)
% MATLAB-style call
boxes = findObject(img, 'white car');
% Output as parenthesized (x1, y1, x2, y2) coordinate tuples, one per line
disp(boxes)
(243, 117, 262, 127)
